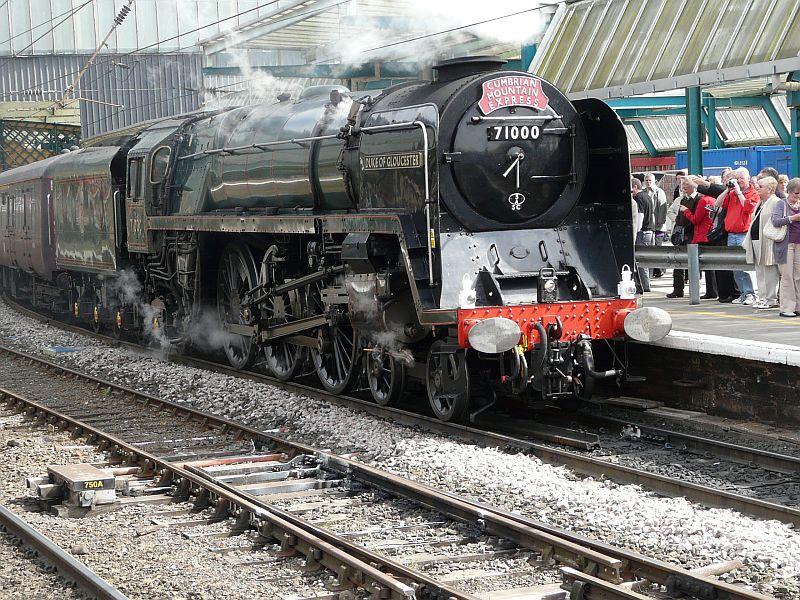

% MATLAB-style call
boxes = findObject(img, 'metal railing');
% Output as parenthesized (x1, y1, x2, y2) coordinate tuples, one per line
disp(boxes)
(635, 245, 748, 305)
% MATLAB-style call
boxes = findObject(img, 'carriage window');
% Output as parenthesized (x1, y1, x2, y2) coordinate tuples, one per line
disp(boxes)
(150, 147, 171, 184)
(128, 158, 142, 198)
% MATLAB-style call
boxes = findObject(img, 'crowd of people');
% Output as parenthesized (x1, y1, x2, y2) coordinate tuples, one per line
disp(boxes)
(632, 167, 800, 318)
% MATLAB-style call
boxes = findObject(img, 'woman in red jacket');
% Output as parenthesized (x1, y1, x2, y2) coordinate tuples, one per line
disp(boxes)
(677, 178, 717, 298)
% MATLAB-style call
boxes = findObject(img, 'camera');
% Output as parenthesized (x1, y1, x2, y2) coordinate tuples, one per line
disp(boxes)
(727, 180, 736, 188)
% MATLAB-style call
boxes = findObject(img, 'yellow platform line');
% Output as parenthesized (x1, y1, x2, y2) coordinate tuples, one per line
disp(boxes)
(666, 309, 800, 325)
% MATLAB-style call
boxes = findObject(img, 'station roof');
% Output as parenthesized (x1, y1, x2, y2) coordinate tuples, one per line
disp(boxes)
(199, 0, 553, 62)
(623, 95, 790, 153)
(529, 0, 800, 100)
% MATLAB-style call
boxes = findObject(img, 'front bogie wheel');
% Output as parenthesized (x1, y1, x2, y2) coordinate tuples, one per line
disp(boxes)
(426, 341, 470, 422)
(366, 349, 406, 407)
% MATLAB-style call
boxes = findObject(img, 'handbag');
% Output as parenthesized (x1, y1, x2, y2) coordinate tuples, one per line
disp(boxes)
(707, 207, 727, 244)
(763, 201, 788, 242)
(670, 225, 687, 246)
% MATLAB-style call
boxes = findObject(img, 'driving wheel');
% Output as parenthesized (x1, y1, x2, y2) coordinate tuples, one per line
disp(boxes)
(217, 243, 258, 369)
(311, 320, 359, 394)
(263, 289, 305, 381)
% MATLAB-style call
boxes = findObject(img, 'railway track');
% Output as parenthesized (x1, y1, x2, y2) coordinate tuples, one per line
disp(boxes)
(0, 504, 127, 600)
(4, 296, 800, 528)
(0, 343, 774, 600)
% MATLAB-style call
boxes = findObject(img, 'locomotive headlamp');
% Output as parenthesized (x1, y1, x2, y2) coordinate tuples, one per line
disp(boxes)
(538, 268, 558, 303)
(467, 317, 521, 354)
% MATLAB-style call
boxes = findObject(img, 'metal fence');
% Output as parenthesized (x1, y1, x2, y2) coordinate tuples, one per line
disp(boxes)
(0, 119, 81, 172)
(635, 245, 748, 304)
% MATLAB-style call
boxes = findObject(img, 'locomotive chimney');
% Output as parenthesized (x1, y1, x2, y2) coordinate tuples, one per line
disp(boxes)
(432, 56, 507, 83)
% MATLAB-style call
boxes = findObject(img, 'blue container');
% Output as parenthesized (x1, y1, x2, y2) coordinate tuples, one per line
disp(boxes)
(753, 145, 792, 175)
(675, 145, 791, 176)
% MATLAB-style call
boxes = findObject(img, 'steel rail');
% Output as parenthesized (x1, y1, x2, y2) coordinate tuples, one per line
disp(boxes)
(0, 346, 622, 582)
(0, 346, 780, 600)
(445, 496, 772, 600)
(571, 413, 800, 475)
(0, 504, 129, 600)
(560, 567, 651, 600)
(2, 296, 599, 452)
(0, 388, 423, 600)
(144, 351, 800, 528)
(2, 331, 798, 527)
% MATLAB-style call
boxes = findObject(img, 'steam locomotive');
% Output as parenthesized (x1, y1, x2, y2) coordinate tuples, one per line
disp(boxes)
(0, 56, 670, 421)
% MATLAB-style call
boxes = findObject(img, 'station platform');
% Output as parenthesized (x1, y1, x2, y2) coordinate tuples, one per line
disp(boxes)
(627, 271, 800, 426)
(641, 271, 800, 367)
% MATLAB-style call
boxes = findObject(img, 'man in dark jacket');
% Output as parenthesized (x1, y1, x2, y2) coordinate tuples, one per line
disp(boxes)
(633, 178, 655, 292)
(759, 167, 786, 199)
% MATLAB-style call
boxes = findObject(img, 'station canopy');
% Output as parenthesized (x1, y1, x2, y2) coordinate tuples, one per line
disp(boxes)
(530, 0, 800, 100)
(199, 0, 544, 62)
(528, 0, 800, 155)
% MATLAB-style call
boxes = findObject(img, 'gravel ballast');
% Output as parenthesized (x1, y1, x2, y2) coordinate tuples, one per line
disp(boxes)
(1, 301, 798, 598)
(0, 408, 347, 599)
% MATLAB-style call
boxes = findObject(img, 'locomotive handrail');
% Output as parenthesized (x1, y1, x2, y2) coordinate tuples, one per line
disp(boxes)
(177, 133, 341, 161)
(470, 114, 563, 123)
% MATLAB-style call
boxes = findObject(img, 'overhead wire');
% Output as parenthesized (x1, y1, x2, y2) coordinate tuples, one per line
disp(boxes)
(80, 0, 354, 131)
(82, 90, 200, 131)
(8, 2, 551, 131)
(0, 0, 282, 100)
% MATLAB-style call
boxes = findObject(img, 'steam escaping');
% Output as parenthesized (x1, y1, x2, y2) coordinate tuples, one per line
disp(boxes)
(107, 270, 241, 356)
(349, 282, 415, 367)
(106, 270, 168, 351)
(108, 269, 141, 306)
(204, 29, 318, 110)
(322, 2, 546, 67)
(185, 308, 236, 354)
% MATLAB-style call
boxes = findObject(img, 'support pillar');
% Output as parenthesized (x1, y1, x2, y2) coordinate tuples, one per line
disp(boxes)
(761, 97, 790, 145)
(686, 87, 703, 175)
(687, 244, 700, 305)
(788, 72, 800, 178)
(704, 95, 722, 149)
(631, 121, 658, 158)
(522, 43, 537, 72)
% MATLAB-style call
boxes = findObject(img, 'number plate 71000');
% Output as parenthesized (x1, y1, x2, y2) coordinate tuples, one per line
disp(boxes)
(487, 125, 541, 141)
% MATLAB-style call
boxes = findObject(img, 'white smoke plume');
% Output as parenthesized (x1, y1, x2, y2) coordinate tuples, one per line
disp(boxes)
(325, 2, 547, 67)
(185, 308, 235, 353)
(204, 29, 306, 109)
(106, 269, 168, 351)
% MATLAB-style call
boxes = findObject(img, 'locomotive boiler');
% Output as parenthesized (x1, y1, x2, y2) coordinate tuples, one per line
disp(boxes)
(0, 56, 671, 421)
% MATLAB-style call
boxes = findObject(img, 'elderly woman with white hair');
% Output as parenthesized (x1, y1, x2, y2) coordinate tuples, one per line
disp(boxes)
(772, 177, 800, 317)
(744, 176, 781, 309)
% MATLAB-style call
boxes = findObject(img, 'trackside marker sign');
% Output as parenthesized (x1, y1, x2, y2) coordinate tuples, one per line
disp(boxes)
(478, 76, 550, 114)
